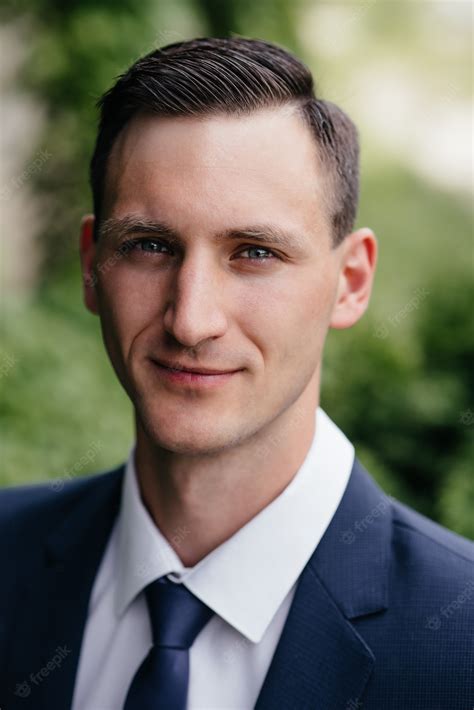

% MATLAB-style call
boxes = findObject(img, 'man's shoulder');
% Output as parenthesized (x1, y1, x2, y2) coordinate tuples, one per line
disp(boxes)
(341, 462, 474, 705)
(0, 465, 125, 541)
(389, 490, 473, 571)
(348, 458, 473, 569)
(344, 459, 473, 617)
(337, 464, 473, 710)
(360, 466, 474, 632)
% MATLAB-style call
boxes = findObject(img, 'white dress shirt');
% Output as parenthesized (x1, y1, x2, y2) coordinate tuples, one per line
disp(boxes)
(71, 407, 354, 710)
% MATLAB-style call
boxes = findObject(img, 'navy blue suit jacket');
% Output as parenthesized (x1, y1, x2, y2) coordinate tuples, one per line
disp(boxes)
(1, 458, 473, 709)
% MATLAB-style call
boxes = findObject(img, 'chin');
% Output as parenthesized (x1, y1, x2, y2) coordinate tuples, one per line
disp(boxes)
(137, 405, 244, 456)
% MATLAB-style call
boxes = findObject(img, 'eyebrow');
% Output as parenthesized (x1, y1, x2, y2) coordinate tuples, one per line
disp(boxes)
(98, 216, 308, 252)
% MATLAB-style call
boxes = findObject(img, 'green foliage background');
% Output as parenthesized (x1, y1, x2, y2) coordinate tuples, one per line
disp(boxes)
(1, 0, 472, 539)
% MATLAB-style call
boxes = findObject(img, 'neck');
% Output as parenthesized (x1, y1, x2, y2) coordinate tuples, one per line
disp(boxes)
(134, 382, 319, 568)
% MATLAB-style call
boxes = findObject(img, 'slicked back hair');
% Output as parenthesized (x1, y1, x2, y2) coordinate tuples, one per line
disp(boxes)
(90, 36, 359, 246)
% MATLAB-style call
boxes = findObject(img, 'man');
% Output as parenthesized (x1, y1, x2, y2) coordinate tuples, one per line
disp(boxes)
(0, 37, 472, 710)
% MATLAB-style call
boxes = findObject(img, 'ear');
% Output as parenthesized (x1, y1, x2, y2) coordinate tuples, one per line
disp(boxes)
(79, 214, 99, 315)
(329, 227, 378, 329)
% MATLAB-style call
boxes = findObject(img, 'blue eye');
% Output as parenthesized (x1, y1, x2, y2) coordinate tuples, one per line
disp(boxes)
(238, 246, 276, 261)
(119, 239, 170, 256)
(136, 239, 167, 253)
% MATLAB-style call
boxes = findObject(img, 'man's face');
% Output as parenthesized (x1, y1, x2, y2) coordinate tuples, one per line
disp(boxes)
(83, 107, 353, 454)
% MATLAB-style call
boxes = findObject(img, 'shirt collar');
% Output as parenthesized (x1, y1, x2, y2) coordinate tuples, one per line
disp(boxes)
(115, 406, 354, 643)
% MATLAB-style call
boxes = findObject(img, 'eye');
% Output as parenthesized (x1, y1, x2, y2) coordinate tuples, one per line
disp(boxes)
(235, 246, 278, 262)
(121, 238, 171, 255)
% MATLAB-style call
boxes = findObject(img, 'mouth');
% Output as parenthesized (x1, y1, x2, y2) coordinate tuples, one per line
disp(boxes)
(155, 359, 241, 376)
(151, 359, 243, 387)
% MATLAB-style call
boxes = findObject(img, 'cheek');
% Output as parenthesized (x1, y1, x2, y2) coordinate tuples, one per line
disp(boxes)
(244, 269, 335, 366)
(96, 267, 162, 358)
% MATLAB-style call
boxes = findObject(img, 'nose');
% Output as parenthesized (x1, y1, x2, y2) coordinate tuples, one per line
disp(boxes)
(162, 251, 228, 348)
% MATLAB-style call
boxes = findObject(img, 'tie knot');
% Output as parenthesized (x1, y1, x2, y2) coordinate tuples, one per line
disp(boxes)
(145, 576, 214, 650)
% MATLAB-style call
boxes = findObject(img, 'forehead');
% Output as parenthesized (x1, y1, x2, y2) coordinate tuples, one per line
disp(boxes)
(104, 107, 332, 236)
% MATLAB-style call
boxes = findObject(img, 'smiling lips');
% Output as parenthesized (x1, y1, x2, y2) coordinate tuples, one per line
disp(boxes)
(155, 359, 241, 376)
(151, 359, 242, 388)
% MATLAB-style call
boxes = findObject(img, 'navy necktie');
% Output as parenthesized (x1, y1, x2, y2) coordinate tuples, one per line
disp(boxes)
(124, 575, 214, 710)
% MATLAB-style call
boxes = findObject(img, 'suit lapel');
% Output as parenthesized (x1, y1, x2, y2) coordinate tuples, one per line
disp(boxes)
(255, 458, 392, 709)
(5, 465, 124, 710)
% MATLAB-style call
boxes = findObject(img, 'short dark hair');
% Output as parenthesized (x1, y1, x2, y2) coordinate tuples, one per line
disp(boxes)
(90, 36, 359, 246)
